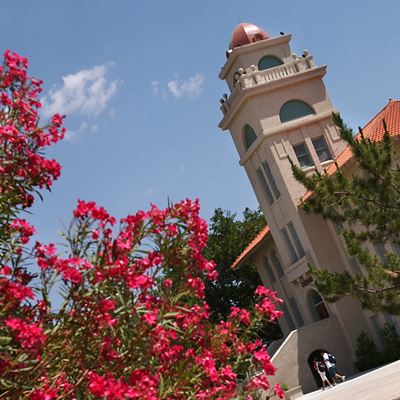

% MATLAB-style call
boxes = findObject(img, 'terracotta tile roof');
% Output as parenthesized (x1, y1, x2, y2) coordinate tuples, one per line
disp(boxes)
(302, 99, 400, 202)
(231, 225, 270, 269)
(232, 99, 400, 268)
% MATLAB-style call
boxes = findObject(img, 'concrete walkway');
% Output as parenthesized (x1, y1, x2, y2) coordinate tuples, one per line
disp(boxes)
(298, 360, 400, 400)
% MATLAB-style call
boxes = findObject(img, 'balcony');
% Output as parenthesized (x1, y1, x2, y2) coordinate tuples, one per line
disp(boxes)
(218, 55, 323, 128)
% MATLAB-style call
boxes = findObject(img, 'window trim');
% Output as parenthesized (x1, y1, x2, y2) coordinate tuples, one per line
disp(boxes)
(281, 226, 298, 264)
(256, 167, 274, 205)
(281, 221, 305, 264)
(262, 160, 280, 200)
(287, 222, 305, 259)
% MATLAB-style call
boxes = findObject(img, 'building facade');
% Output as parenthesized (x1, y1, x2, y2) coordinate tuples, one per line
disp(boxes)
(218, 22, 400, 395)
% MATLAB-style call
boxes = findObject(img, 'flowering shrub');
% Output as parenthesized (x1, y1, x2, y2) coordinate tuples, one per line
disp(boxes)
(0, 51, 284, 399)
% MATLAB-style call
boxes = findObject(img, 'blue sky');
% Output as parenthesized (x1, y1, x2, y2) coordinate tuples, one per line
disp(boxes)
(2, 1, 400, 243)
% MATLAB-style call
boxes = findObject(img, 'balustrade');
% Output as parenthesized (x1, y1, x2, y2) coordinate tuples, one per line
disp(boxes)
(220, 56, 315, 116)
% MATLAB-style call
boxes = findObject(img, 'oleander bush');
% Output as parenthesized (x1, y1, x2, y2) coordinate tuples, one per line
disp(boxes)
(0, 50, 284, 399)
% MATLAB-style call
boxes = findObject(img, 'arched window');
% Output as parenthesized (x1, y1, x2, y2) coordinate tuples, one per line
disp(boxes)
(243, 124, 257, 150)
(258, 55, 283, 70)
(308, 289, 329, 321)
(280, 100, 315, 123)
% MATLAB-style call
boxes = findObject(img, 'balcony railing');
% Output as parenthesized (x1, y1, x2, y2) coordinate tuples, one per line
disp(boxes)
(220, 55, 315, 116)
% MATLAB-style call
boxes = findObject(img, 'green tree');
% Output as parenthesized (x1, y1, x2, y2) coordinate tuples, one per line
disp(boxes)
(204, 208, 282, 341)
(204, 208, 266, 320)
(292, 113, 400, 314)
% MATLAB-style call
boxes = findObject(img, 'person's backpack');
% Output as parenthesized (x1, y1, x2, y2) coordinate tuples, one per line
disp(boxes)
(328, 354, 336, 364)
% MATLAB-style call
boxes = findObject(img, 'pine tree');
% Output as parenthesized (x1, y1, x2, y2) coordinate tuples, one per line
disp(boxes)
(292, 113, 400, 314)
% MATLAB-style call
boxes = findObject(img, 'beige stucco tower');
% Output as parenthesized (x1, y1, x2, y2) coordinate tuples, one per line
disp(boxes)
(218, 23, 400, 395)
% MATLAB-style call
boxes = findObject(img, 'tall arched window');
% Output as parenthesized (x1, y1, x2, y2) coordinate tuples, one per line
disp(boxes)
(279, 100, 315, 123)
(308, 289, 329, 321)
(258, 55, 283, 70)
(243, 124, 257, 150)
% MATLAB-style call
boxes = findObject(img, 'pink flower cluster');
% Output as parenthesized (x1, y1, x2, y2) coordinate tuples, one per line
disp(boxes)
(5, 317, 45, 351)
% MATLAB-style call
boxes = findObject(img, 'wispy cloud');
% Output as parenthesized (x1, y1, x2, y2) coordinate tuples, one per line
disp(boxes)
(151, 74, 204, 100)
(167, 74, 204, 99)
(64, 121, 88, 142)
(42, 63, 118, 118)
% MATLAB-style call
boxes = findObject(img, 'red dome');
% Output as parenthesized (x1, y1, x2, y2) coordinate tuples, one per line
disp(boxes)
(229, 23, 269, 49)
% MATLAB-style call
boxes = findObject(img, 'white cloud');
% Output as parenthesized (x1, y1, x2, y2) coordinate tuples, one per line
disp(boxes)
(151, 74, 204, 100)
(64, 122, 100, 143)
(64, 121, 88, 142)
(167, 74, 204, 99)
(42, 63, 118, 118)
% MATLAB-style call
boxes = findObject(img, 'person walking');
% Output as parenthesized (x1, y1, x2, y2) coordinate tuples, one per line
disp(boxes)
(321, 351, 345, 384)
(313, 357, 333, 390)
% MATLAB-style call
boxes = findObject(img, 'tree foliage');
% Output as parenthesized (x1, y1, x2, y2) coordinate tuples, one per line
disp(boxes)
(292, 112, 400, 314)
(0, 51, 286, 399)
(204, 208, 266, 320)
(204, 209, 282, 341)
(355, 324, 400, 371)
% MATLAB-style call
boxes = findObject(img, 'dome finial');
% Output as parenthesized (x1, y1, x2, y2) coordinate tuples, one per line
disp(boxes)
(229, 23, 269, 50)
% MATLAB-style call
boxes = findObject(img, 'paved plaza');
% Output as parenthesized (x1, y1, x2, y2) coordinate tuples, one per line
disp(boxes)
(299, 360, 400, 400)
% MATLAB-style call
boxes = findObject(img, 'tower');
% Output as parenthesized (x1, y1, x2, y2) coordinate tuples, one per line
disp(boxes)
(219, 23, 348, 300)
(218, 23, 360, 394)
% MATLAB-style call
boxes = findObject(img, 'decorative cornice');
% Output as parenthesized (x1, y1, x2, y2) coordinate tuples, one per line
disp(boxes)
(239, 109, 337, 166)
(219, 65, 327, 130)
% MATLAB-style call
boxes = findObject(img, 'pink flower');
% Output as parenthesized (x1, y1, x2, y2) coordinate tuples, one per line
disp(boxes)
(5, 317, 46, 350)
(274, 383, 285, 398)
(143, 311, 158, 325)
(87, 372, 135, 399)
(163, 278, 173, 288)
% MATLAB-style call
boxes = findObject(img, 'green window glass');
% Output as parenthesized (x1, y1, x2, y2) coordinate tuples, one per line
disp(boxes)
(244, 124, 257, 150)
(258, 55, 283, 71)
(280, 100, 315, 123)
